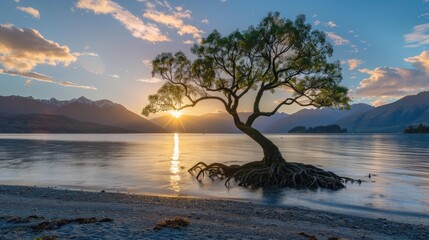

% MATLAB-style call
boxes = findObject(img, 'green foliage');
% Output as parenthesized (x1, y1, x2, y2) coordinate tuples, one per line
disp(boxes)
(143, 12, 350, 123)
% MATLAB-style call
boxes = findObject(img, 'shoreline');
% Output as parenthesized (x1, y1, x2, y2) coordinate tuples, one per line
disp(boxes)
(0, 185, 427, 239)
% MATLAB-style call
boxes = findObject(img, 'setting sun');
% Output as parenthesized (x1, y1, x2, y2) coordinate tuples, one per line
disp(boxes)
(170, 110, 183, 119)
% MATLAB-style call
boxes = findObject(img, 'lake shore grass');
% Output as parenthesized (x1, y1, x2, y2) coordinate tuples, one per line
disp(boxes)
(0, 184, 427, 239)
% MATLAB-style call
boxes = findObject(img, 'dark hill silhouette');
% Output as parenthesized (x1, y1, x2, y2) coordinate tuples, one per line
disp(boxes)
(0, 113, 134, 133)
(0, 96, 163, 133)
(265, 104, 374, 133)
(336, 91, 429, 132)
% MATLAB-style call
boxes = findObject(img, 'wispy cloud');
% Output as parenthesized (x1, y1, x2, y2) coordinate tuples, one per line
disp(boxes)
(136, 77, 162, 83)
(17, 6, 40, 19)
(107, 74, 119, 78)
(314, 20, 321, 26)
(183, 40, 194, 44)
(76, 0, 169, 43)
(201, 19, 209, 24)
(73, 52, 99, 57)
(355, 51, 429, 101)
(0, 24, 76, 72)
(326, 32, 349, 45)
(1, 70, 96, 90)
(143, 3, 204, 41)
(404, 23, 429, 47)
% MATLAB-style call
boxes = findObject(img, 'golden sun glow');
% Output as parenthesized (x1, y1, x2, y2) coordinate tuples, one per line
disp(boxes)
(170, 110, 183, 119)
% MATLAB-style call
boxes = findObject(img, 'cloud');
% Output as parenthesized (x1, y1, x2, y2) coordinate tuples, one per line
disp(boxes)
(76, 0, 115, 14)
(73, 52, 99, 57)
(107, 74, 119, 78)
(355, 51, 429, 100)
(136, 77, 162, 83)
(201, 19, 209, 24)
(346, 59, 363, 70)
(314, 20, 321, 26)
(404, 23, 429, 47)
(326, 32, 349, 45)
(76, 0, 169, 43)
(0, 24, 76, 72)
(142, 59, 151, 67)
(183, 40, 194, 44)
(326, 21, 337, 28)
(143, 5, 203, 41)
(1, 70, 96, 89)
(17, 6, 40, 19)
(371, 99, 389, 107)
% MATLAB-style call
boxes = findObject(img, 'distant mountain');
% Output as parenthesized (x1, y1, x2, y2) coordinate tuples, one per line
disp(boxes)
(336, 91, 429, 132)
(0, 96, 163, 133)
(0, 113, 134, 133)
(265, 104, 374, 133)
(150, 112, 289, 133)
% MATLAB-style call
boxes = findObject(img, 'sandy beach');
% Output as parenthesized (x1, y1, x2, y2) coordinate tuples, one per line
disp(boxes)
(0, 185, 427, 239)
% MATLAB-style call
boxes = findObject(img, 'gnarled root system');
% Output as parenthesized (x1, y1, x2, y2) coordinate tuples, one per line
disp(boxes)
(188, 160, 355, 190)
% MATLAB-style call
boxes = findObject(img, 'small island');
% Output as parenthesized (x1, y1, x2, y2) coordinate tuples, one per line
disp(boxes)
(288, 125, 347, 133)
(404, 124, 429, 133)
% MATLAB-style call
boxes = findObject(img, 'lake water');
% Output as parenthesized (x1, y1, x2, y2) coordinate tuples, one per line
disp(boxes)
(0, 133, 428, 224)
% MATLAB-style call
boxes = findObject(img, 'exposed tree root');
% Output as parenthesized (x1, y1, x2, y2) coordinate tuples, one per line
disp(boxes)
(188, 159, 356, 190)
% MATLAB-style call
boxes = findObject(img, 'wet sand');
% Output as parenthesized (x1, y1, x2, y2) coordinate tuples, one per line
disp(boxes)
(0, 185, 427, 239)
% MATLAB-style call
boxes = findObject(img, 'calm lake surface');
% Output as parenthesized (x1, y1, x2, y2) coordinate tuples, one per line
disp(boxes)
(0, 133, 428, 224)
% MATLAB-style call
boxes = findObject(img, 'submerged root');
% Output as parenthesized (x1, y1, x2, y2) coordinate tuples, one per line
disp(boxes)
(188, 160, 355, 190)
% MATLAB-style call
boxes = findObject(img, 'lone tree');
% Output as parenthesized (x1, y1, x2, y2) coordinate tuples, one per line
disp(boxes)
(143, 12, 352, 190)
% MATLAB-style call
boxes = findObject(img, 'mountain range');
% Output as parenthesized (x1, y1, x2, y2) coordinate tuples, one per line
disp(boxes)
(1, 91, 429, 133)
(336, 91, 429, 132)
(0, 96, 162, 133)
(264, 103, 374, 133)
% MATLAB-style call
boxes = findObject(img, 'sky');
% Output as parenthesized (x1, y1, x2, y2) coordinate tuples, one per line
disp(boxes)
(1, 0, 429, 117)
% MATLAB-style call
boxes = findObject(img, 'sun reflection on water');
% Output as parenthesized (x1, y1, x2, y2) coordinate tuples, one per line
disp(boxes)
(169, 133, 181, 192)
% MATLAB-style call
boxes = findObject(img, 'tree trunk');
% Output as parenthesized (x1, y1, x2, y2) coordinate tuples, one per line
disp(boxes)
(235, 122, 285, 166)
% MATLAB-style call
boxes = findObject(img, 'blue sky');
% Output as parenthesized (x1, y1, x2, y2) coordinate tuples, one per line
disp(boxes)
(1, 0, 429, 116)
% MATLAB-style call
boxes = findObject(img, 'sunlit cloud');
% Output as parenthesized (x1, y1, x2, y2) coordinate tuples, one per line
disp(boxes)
(143, 3, 204, 41)
(136, 77, 163, 83)
(1, 70, 97, 90)
(404, 23, 429, 47)
(0, 24, 76, 72)
(346, 59, 363, 70)
(76, 0, 114, 14)
(371, 99, 389, 107)
(201, 19, 209, 24)
(326, 32, 349, 45)
(17, 6, 40, 19)
(76, 0, 169, 43)
(183, 40, 194, 44)
(355, 51, 429, 100)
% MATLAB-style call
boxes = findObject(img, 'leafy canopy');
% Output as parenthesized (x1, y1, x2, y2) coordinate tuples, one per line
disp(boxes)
(143, 12, 350, 127)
